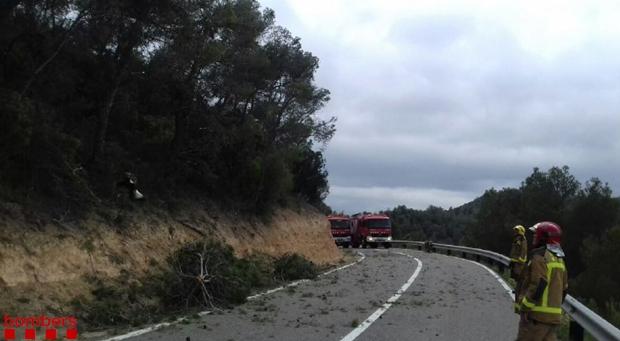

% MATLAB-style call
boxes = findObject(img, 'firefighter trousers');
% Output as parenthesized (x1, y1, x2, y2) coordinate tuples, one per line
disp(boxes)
(516, 319, 558, 341)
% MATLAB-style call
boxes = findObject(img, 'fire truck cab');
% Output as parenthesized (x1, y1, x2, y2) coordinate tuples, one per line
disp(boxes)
(350, 213, 392, 248)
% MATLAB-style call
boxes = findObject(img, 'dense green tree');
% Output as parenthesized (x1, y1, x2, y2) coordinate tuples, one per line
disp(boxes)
(386, 202, 477, 244)
(519, 166, 579, 225)
(0, 0, 334, 213)
(291, 144, 328, 205)
(464, 187, 521, 253)
(574, 227, 620, 317)
(563, 178, 620, 274)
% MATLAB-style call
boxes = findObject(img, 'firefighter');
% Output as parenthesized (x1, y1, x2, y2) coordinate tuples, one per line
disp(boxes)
(516, 222, 568, 341)
(424, 240, 434, 253)
(116, 172, 145, 200)
(510, 225, 528, 280)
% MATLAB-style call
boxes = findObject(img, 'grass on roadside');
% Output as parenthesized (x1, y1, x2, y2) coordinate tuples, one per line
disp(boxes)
(71, 240, 318, 331)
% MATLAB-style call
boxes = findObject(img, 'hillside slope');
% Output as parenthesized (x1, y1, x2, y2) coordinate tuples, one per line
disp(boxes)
(0, 200, 341, 317)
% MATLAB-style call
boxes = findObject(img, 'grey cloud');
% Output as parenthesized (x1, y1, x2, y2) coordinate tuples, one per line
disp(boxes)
(390, 15, 476, 50)
(327, 185, 477, 213)
(262, 1, 620, 211)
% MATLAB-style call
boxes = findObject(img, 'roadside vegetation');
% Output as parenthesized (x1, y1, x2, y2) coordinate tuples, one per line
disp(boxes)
(385, 201, 479, 244)
(273, 253, 318, 281)
(0, 0, 333, 217)
(1, 1, 335, 333)
(71, 240, 318, 330)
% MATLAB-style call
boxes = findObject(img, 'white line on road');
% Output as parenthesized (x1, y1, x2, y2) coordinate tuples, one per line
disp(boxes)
(466, 259, 515, 300)
(248, 251, 367, 300)
(340, 253, 423, 341)
(321, 251, 366, 276)
(99, 310, 211, 341)
(100, 251, 367, 341)
(246, 278, 310, 300)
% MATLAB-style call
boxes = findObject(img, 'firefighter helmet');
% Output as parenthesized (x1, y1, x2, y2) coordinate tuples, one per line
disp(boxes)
(529, 221, 562, 247)
(513, 225, 526, 236)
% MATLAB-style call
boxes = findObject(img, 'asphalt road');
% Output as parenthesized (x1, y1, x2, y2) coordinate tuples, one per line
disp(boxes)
(123, 249, 518, 341)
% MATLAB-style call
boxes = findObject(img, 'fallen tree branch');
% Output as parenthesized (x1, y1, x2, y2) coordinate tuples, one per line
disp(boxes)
(176, 220, 206, 236)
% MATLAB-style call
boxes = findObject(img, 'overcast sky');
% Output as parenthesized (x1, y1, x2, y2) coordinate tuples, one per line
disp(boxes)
(260, 0, 620, 213)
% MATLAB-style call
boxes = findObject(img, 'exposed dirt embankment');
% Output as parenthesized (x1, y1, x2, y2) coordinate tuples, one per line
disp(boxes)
(0, 201, 341, 315)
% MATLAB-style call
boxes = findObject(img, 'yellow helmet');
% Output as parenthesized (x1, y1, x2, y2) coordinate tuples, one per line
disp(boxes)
(513, 225, 526, 235)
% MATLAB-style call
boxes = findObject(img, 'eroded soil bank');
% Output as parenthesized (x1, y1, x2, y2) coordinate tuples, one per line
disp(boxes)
(0, 201, 341, 317)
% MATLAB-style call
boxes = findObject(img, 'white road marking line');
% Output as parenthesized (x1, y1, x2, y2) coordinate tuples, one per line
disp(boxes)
(100, 251, 367, 341)
(248, 251, 366, 300)
(99, 311, 211, 341)
(465, 259, 515, 300)
(246, 279, 310, 300)
(340, 254, 423, 341)
(321, 251, 366, 276)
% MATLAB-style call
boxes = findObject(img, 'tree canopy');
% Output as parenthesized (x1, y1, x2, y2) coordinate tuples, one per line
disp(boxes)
(0, 0, 335, 213)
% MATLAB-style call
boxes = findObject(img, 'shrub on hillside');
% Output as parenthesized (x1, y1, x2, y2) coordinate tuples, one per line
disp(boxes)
(72, 278, 160, 329)
(160, 242, 253, 307)
(237, 253, 277, 288)
(71, 241, 320, 329)
(273, 253, 318, 281)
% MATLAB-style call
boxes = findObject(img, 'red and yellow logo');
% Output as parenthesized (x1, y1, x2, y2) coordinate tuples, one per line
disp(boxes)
(3, 315, 78, 340)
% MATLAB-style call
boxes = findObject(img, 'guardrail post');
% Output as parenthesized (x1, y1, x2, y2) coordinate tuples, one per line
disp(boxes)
(476, 254, 480, 262)
(569, 320, 584, 341)
(461, 251, 466, 259)
(447, 249, 452, 255)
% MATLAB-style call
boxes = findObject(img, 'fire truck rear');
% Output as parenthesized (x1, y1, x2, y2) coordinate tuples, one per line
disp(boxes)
(327, 215, 352, 248)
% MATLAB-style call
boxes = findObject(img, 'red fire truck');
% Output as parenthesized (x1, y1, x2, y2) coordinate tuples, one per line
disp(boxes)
(350, 213, 392, 248)
(327, 215, 352, 248)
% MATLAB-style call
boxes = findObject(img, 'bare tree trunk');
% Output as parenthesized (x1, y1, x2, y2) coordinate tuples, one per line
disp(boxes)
(270, 96, 294, 144)
(19, 11, 85, 99)
(172, 61, 200, 155)
(88, 21, 141, 164)
(172, 110, 189, 155)
(90, 76, 121, 164)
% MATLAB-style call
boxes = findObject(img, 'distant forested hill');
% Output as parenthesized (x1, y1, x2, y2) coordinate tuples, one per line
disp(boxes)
(385, 197, 481, 244)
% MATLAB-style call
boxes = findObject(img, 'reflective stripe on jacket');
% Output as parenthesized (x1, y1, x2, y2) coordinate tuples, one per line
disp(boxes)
(518, 247, 568, 324)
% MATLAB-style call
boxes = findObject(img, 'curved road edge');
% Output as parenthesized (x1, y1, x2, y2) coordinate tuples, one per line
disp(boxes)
(98, 251, 368, 341)
(340, 253, 423, 341)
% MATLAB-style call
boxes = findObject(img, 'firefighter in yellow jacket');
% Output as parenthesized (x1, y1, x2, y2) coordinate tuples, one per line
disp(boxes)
(516, 222, 568, 341)
(510, 225, 528, 280)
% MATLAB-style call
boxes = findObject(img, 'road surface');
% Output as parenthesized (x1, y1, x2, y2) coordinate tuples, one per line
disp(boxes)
(121, 249, 518, 341)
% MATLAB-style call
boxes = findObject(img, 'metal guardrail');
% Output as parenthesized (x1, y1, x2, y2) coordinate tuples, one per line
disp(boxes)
(563, 296, 620, 341)
(391, 240, 620, 341)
